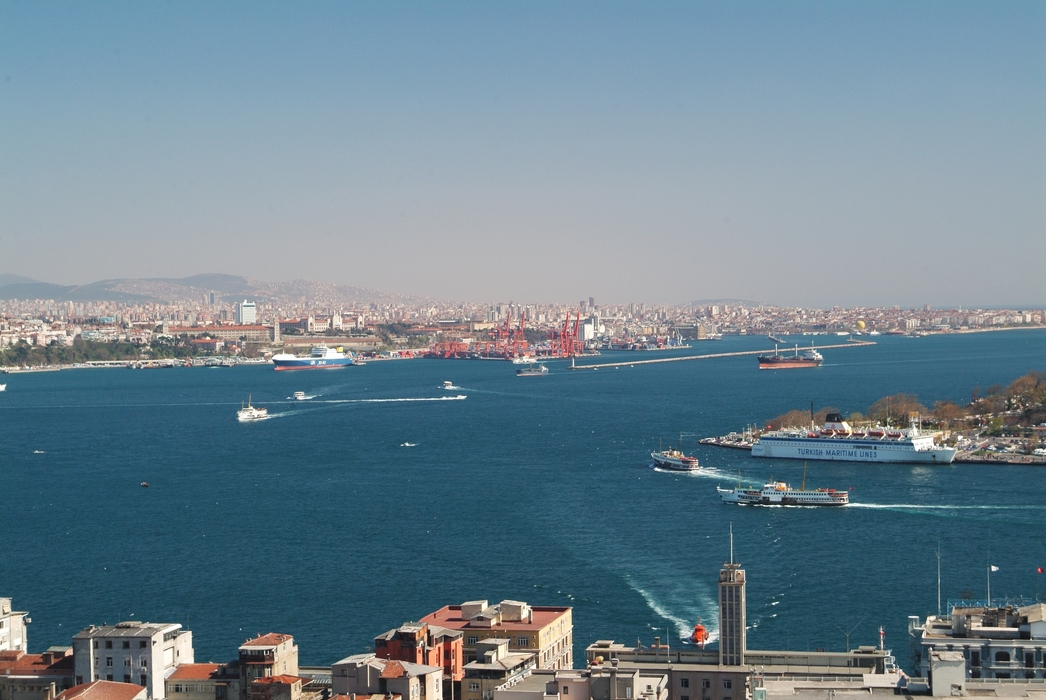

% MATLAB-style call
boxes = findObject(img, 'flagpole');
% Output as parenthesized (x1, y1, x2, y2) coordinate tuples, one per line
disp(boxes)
(987, 565, 991, 607)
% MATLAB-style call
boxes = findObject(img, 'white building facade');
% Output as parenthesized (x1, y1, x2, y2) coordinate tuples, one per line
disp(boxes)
(0, 598, 28, 652)
(72, 622, 194, 700)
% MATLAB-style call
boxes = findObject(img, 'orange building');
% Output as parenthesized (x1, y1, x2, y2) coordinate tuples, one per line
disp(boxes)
(374, 623, 463, 682)
(419, 600, 572, 670)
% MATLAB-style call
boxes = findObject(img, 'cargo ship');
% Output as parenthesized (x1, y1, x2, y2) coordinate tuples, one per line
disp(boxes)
(757, 345, 823, 369)
(271, 345, 356, 371)
(751, 413, 956, 464)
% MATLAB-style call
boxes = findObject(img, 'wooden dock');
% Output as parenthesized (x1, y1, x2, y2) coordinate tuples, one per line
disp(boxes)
(568, 341, 876, 370)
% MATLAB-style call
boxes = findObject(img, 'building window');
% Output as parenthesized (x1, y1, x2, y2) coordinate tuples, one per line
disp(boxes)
(701, 680, 710, 689)
(106, 658, 114, 667)
(125, 658, 132, 666)
(516, 637, 529, 647)
(1026, 653, 1035, 668)
(124, 675, 131, 684)
(996, 651, 1011, 663)
(106, 675, 113, 682)
(681, 679, 690, 688)
(140, 676, 148, 687)
(468, 682, 479, 692)
(123, 642, 131, 649)
(93, 641, 99, 649)
(723, 680, 732, 689)
(105, 641, 113, 649)
(681, 696, 689, 700)
(141, 658, 148, 667)
(140, 641, 147, 649)
(467, 637, 478, 645)
(76, 677, 83, 685)
(971, 651, 981, 666)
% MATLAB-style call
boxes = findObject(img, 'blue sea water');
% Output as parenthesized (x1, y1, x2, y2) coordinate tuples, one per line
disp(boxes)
(1, 331, 1045, 670)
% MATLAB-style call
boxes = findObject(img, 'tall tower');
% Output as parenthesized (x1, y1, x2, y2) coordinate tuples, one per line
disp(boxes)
(718, 527, 746, 666)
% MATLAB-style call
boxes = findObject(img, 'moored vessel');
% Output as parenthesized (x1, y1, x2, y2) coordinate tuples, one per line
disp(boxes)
(757, 344, 823, 369)
(237, 395, 269, 422)
(272, 345, 356, 371)
(751, 413, 956, 464)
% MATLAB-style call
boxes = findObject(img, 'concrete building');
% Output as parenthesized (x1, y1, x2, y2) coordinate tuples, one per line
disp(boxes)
(912, 602, 1046, 681)
(165, 664, 241, 700)
(72, 622, 194, 700)
(0, 599, 28, 653)
(493, 665, 668, 700)
(247, 676, 300, 700)
(420, 601, 572, 670)
(717, 561, 745, 668)
(331, 654, 441, 700)
(237, 635, 298, 693)
(374, 623, 463, 683)
(461, 639, 534, 700)
(0, 647, 75, 700)
(235, 302, 256, 326)
(54, 681, 147, 700)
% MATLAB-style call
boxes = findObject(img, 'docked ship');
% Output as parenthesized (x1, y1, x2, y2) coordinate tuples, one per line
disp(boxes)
(757, 345, 823, 369)
(751, 413, 957, 464)
(271, 345, 356, 371)
(717, 479, 849, 506)
(237, 396, 269, 422)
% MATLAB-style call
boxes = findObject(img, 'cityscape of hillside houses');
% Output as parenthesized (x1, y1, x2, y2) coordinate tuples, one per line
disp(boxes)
(1, 283, 1043, 357)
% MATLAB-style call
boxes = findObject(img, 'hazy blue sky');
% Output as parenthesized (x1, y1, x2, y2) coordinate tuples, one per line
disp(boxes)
(2, 1, 1044, 307)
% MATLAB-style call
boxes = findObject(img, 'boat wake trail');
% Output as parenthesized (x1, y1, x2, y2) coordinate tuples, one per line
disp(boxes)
(652, 465, 759, 484)
(624, 575, 719, 644)
(322, 395, 467, 404)
(850, 503, 1046, 511)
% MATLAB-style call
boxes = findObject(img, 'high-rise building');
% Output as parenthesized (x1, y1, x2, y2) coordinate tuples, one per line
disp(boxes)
(717, 545, 746, 667)
(236, 301, 257, 325)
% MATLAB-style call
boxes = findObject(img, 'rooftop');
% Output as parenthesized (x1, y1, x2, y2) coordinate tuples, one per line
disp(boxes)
(73, 622, 183, 639)
(240, 633, 293, 650)
(421, 603, 570, 633)
(55, 681, 146, 700)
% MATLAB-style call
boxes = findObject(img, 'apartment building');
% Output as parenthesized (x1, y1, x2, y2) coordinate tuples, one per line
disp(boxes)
(72, 622, 194, 699)
(420, 601, 572, 670)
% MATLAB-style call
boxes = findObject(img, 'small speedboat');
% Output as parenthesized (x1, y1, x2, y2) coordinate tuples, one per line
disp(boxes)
(140, 482, 149, 488)
(293, 391, 307, 400)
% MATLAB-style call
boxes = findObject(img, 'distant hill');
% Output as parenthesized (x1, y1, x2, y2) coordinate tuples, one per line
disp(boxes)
(0, 273, 42, 286)
(0, 273, 431, 306)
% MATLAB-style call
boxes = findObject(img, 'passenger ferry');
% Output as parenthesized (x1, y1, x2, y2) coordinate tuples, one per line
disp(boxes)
(751, 413, 956, 464)
(651, 447, 700, 471)
(718, 476, 849, 506)
(237, 395, 269, 422)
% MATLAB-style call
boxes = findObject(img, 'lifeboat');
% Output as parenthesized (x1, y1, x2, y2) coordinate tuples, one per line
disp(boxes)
(808, 432, 819, 438)
(868, 429, 885, 437)
(886, 430, 902, 438)
(851, 431, 866, 438)
(690, 620, 709, 647)
(820, 430, 836, 437)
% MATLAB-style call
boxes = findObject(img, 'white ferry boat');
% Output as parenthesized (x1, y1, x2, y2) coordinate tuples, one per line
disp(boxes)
(718, 479, 849, 506)
(651, 447, 700, 471)
(751, 413, 956, 464)
(237, 395, 269, 422)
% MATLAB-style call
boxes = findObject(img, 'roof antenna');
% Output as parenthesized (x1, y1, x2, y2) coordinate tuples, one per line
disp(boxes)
(729, 522, 734, 564)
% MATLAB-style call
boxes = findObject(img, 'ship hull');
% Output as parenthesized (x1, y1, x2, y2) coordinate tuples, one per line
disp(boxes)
(751, 437, 956, 463)
(757, 358, 822, 369)
(272, 358, 355, 370)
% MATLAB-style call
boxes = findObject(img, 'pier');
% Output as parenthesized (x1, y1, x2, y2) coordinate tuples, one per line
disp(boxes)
(568, 340, 876, 370)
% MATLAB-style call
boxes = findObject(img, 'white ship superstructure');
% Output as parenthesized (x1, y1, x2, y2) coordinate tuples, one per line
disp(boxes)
(751, 413, 956, 464)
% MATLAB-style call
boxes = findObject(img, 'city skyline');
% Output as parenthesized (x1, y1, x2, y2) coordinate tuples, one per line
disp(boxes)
(2, 2, 1044, 308)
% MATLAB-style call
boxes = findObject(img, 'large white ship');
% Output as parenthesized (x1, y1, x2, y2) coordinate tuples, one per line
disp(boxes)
(751, 413, 956, 464)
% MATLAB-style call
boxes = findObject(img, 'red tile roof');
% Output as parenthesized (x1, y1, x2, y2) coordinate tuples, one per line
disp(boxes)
(241, 633, 293, 648)
(0, 651, 75, 676)
(168, 664, 224, 680)
(55, 681, 146, 700)
(379, 661, 405, 679)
